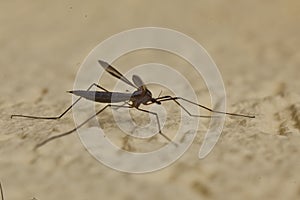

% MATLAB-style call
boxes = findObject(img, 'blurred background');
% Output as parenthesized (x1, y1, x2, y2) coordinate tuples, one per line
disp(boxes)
(1, 1, 300, 199)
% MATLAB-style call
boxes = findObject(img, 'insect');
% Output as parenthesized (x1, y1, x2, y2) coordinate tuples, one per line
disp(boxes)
(11, 60, 255, 148)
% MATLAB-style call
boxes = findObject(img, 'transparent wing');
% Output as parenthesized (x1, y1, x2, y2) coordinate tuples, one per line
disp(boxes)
(132, 75, 147, 91)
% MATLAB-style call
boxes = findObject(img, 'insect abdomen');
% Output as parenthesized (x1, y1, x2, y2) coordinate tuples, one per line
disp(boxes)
(69, 91, 132, 103)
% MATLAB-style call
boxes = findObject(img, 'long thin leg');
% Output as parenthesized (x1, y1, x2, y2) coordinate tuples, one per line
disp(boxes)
(11, 83, 109, 120)
(112, 101, 130, 111)
(0, 181, 4, 200)
(163, 98, 216, 118)
(35, 104, 131, 149)
(136, 108, 177, 146)
(156, 96, 255, 118)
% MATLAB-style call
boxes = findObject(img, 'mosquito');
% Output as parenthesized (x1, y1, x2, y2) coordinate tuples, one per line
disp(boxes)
(11, 60, 255, 148)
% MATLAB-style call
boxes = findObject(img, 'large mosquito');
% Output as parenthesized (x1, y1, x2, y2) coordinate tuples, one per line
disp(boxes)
(11, 60, 255, 148)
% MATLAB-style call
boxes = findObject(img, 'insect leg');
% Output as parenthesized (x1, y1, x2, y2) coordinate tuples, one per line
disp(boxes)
(136, 108, 177, 146)
(0, 181, 4, 200)
(35, 104, 131, 149)
(11, 83, 110, 120)
(157, 96, 255, 118)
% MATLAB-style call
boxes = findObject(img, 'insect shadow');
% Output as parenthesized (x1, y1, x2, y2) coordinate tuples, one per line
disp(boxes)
(11, 60, 255, 148)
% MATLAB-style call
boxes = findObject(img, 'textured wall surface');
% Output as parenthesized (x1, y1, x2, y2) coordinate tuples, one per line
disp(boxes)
(1, 1, 300, 199)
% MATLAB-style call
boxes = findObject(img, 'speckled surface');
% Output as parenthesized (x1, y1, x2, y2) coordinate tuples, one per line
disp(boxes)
(1, 1, 300, 199)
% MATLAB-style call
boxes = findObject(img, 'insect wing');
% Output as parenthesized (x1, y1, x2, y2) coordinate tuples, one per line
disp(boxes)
(132, 75, 147, 91)
(98, 60, 137, 89)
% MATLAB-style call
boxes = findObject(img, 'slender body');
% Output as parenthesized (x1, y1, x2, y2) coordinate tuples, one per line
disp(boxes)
(11, 60, 255, 148)
(68, 91, 132, 103)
